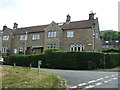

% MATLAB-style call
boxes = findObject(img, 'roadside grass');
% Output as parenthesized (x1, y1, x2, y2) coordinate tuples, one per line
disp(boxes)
(94, 66, 120, 72)
(2, 67, 67, 88)
(0, 67, 2, 89)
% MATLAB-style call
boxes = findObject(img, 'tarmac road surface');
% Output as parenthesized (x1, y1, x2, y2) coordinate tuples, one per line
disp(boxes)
(40, 68, 119, 89)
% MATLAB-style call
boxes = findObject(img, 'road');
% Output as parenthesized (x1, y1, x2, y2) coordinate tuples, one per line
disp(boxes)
(39, 68, 119, 89)
(2, 65, 119, 89)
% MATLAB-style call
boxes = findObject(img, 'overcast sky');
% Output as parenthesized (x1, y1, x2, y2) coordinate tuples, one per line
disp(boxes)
(0, 0, 119, 31)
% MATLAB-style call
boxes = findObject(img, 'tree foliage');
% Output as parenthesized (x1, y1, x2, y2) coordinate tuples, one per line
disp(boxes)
(101, 30, 118, 41)
(118, 31, 120, 40)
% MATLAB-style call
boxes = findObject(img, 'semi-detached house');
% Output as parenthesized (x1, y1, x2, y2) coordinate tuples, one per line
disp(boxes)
(1, 12, 102, 55)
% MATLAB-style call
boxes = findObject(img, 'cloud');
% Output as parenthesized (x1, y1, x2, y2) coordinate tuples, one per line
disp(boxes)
(0, 0, 19, 10)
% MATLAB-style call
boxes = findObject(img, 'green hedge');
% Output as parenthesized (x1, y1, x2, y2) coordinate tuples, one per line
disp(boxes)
(104, 53, 120, 69)
(3, 49, 120, 70)
(44, 50, 105, 70)
(4, 54, 45, 67)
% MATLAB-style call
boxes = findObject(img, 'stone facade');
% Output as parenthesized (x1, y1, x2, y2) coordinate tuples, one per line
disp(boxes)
(1, 12, 102, 55)
(102, 40, 120, 49)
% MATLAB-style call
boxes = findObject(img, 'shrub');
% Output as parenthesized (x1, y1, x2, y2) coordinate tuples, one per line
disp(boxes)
(4, 54, 45, 67)
(3, 49, 120, 70)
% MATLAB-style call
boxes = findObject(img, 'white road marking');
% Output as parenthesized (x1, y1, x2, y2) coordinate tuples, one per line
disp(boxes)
(96, 78, 103, 81)
(104, 80, 108, 83)
(71, 74, 118, 89)
(78, 83, 87, 86)
(88, 80, 96, 84)
(112, 78, 117, 80)
(95, 82, 102, 86)
(108, 79, 113, 82)
(70, 86, 77, 88)
(85, 85, 95, 88)
(111, 75, 115, 77)
(104, 76, 109, 79)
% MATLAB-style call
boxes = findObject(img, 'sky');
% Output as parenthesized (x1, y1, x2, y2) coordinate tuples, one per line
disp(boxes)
(0, 0, 119, 31)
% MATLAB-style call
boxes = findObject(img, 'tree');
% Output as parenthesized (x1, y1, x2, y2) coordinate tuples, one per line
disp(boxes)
(101, 30, 118, 41)
(118, 31, 120, 40)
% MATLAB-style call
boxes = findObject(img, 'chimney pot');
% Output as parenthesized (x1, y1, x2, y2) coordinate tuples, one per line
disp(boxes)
(66, 14, 71, 23)
(3, 25, 7, 30)
(89, 11, 96, 20)
(13, 22, 18, 29)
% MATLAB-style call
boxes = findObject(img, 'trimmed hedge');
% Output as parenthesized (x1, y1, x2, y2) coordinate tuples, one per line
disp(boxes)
(44, 51, 105, 69)
(3, 49, 120, 70)
(4, 54, 45, 67)
(104, 53, 120, 69)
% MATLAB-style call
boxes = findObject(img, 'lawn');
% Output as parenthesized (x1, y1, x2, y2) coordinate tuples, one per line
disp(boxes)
(2, 66, 66, 88)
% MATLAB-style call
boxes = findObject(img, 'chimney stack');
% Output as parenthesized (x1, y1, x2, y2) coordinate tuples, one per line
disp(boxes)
(3, 25, 7, 30)
(66, 14, 71, 24)
(13, 22, 18, 30)
(89, 11, 96, 20)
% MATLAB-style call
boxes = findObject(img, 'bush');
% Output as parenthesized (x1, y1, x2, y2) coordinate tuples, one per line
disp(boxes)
(44, 50, 105, 70)
(4, 54, 45, 67)
(3, 49, 120, 70)
(104, 53, 120, 69)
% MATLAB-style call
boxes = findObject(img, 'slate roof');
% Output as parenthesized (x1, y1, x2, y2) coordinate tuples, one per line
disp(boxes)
(60, 19, 95, 30)
(13, 19, 95, 34)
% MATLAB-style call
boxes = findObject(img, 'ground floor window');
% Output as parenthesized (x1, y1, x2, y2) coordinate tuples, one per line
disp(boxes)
(47, 44, 56, 49)
(18, 47, 23, 52)
(70, 45, 84, 51)
(14, 48, 17, 54)
(32, 46, 43, 54)
(2, 47, 8, 53)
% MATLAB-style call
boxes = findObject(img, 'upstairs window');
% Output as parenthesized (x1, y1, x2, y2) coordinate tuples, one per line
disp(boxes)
(48, 31, 57, 38)
(20, 35, 27, 40)
(32, 34, 40, 40)
(3, 36, 9, 40)
(67, 31, 74, 37)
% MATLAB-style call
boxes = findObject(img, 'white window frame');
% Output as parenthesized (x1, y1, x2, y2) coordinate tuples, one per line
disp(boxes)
(14, 48, 17, 54)
(32, 34, 40, 40)
(48, 31, 57, 38)
(96, 33, 98, 39)
(3, 36, 9, 40)
(2, 47, 8, 53)
(47, 44, 56, 49)
(70, 45, 84, 51)
(20, 35, 27, 40)
(18, 47, 23, 52)
(67, 31, 74, 37)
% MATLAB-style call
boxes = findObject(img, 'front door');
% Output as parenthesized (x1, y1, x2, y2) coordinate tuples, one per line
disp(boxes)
(26, 47, 30, 55)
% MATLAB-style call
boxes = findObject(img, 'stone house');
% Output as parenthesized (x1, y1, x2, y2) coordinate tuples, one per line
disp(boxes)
(1, 12, 102, 55)
(102, 40, 120, 49)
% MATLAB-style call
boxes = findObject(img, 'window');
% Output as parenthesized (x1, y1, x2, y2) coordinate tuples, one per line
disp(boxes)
(48, 31, 57, 38)
(116, 40, 119, 43)
(18, 47, 23, 52)
(14, 48, 17, 54)
(2, 47, 8, 53)
(47, 44, 56, 48)
(67, 31, 74, 37)
(3, 36, 9, 40)
(96, 33, 98, 39)
(32, 34, 40, 40)
(105, 41, 109, 43)
(20, 35, 27, 40)
(70, 45, 84, 51)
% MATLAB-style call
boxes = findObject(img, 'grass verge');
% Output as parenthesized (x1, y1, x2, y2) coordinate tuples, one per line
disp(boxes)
(2, 66, 67, 88)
